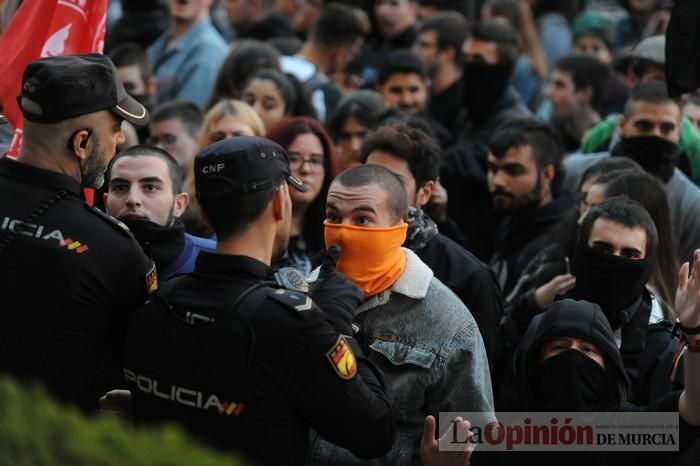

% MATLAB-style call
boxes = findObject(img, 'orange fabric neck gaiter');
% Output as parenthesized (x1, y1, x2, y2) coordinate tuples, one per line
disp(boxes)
(324, 221, 408, 296)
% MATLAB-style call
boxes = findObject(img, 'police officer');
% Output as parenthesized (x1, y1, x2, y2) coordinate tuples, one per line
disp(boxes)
(0, 54, 154, 412)
(123, 136, 395, 465)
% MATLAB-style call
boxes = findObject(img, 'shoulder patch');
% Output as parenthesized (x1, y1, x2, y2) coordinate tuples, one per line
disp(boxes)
(268, 288, 315, 313)
(85, 205, 134, 238)
(146, 263, 158, 294)
(326, 335, 357, 380)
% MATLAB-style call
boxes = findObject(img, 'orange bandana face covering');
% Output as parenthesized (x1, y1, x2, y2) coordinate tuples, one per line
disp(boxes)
(324, 221, 408, 296)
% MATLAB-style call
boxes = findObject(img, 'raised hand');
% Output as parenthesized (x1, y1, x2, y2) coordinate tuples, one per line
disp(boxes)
(676, 250, 700, 331)
(421, 415, 474, 466)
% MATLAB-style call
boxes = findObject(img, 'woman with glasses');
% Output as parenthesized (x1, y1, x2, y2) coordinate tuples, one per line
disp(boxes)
(266, 117, 336, 275)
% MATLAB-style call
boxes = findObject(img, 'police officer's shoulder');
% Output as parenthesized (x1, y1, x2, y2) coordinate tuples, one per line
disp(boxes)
(267, 288, 318, 316)
(262, 267, 322, 319)
(84, 205, 136, 239)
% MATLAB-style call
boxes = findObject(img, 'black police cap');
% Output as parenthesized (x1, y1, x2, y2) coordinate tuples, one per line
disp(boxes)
(195, 136, 306, 201)
(18, 53, 149, 126)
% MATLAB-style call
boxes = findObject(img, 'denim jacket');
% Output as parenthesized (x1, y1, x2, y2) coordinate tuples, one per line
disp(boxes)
(309, 249, 494, 465)
(148, 17, 228, 109)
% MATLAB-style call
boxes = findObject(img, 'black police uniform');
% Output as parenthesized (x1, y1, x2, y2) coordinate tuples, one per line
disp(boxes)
(123, 251, 395, 465)
(0, 158, 154, 412)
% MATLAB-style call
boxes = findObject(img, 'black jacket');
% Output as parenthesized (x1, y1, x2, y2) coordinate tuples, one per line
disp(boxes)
(440, 140, 496, 260)
(0, 158, 154, 412)
(500, 290, 683, 408)
(490, 194, 576, 297)
(666, 0, 700, 98)
(124, 252, 395, 465)
(416, 232, 504, 370)
(484, 299, 699, 466)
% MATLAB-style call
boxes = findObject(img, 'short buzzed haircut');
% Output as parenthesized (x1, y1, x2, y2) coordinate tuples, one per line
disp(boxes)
(151, 101, 204, 138)
(310, 4, 369, 51)
(333, 165, 408, 221)
(624, 79, 679, 117)
(578, 196, 659, 258)
(106, 145, 184, 195)
(360, 122, 440, 189)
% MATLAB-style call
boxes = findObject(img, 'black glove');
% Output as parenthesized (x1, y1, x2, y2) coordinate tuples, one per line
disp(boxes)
(311, 245, 364, 335)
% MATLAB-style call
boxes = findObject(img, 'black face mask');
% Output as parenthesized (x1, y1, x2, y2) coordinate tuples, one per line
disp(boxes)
(462, 62, 512, 118)
(527, 349, 618, 411)
(573, 241, 653, 329)
(612, 135, 679, 183)
(404, 207, 438, 252)
(122, 218, 185, 270)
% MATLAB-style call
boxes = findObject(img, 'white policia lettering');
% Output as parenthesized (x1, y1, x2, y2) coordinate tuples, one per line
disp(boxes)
(123, 369, 245, 416)
(0, 217, 65, 242)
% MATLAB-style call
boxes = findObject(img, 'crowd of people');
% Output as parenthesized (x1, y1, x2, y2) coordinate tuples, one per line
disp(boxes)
(2, 0, 700, 464)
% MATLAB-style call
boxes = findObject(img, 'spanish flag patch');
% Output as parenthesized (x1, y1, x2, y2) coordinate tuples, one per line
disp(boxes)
(326, 335, 357, 380)
(146, 264, 158, 294)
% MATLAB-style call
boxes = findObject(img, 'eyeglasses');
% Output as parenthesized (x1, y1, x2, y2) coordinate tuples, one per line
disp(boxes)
(288, 153, 325, 173)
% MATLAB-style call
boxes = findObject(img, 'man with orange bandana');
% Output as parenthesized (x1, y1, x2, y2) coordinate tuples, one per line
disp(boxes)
(309, 164, 494, 466)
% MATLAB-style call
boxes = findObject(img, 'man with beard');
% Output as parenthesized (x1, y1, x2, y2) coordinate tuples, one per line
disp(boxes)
(148, 0, 227, 109)
(123, 137, 395, 463)
(0, 54, 154, 412)
(563, 80, 700, 263)
(310, 164, 494, 465)
(487, 118, 573, 299)
(103, 145, 215, 279)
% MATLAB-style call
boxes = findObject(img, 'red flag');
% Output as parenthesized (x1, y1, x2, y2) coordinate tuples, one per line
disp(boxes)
(0, 0, 107, 158)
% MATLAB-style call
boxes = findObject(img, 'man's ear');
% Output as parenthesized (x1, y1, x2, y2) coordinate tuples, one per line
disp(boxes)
(618, 114, 628, 137)
(272, 185, 286, 221)
(173, 192, 190, 218)
(415, 180, 435, 209)
(440, 46, 456, 67)
(102, 192, 110, 211)
(541, 164, 556, 187)
(70, 128, 92, 161)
